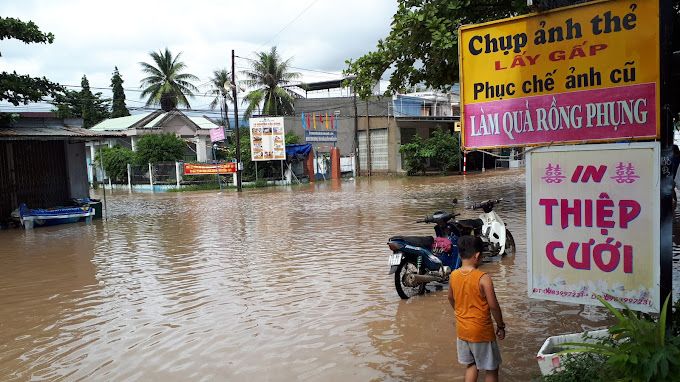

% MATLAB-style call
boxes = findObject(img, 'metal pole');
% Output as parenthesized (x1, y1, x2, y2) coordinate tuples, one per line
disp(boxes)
(97, 143, 107, 221)
(127, 163, 132, 193)
(353, 91, 360, 176)
(148, 162, 153, 191)
(280, 160, 284, 181)
(365, 100, 371, 176)
(231, 49, 242, 192)
(459, 131, 463, 175)
(659, 0, 674, 318)
(175, 161, 181, 188)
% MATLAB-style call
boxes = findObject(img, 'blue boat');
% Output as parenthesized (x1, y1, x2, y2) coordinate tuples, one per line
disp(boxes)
(18, 203, 95, 229)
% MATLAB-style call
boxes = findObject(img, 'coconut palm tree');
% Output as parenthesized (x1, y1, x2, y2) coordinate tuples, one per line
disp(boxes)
(206, 68, 234, 128)
(139, 48, 199, 111)
(241, 46, 301, 118)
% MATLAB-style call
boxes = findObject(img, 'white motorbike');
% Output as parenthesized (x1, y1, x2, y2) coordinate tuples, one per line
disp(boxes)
(457, 198, 516, 258)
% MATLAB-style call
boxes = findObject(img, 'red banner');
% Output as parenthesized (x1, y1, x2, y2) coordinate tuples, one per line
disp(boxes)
(183, 163, 236, 175)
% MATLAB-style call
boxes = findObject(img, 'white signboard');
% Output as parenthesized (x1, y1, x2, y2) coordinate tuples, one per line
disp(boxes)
(526, 142, 660, 312)
(249, 117, 286, 161)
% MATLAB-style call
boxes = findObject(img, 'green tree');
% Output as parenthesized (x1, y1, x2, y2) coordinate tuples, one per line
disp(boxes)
(285, 132, 302, 145)
(110, 66, 130, 118)
(207, 68, 233, 129)
(399, 135, 431, 175)
(135, 133, 186, 164)
(428, 128, 459, 173)
(241, 46, 301, 118)
(139, 48, 199, 111)
(344, 0, 528, 98)
(0, 17, 62, 105)
(95, 145, 136, 183)
(52, 75, 110, 128)
(399, 128, 459, 175)
(225, 127, 255, 180)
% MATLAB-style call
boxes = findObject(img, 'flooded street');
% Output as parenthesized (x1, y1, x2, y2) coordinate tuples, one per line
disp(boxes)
(1, 169, 677, 381)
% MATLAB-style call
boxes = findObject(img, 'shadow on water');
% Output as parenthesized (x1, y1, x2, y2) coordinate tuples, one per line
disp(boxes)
(0, 169, 677, 381)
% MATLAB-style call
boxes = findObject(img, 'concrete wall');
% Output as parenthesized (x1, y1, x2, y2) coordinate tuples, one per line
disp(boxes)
(65, 142, 90, 199)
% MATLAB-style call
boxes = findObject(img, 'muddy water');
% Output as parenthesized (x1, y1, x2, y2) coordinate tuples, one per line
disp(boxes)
(0, 170, 676, 381)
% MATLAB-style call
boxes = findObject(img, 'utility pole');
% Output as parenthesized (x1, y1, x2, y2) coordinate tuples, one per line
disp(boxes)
(365, 100, 371, 176)
(231, 49, 242, 192)
(353, 90, 360, 176)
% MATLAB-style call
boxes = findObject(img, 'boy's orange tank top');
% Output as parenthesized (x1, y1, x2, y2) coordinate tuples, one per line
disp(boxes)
(450, 268, 495, 342)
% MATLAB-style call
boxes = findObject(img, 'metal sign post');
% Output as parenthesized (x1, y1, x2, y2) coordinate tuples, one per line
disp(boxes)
(659, 0, 674, 318)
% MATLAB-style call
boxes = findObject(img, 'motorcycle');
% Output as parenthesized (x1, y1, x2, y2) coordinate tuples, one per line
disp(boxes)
(387, 198, 516, 299)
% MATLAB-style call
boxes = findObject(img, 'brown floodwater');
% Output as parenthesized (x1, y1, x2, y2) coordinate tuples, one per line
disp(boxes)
(1, 170, 678, 381)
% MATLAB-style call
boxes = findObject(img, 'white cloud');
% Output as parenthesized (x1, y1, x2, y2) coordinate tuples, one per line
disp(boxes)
(1, 0, 397, 113)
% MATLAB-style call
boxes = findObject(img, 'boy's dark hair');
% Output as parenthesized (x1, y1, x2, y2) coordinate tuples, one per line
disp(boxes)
(458, 235, 483, 259)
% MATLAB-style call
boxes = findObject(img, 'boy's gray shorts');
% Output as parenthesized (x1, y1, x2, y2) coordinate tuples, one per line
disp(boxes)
(456, 338, 502, 371)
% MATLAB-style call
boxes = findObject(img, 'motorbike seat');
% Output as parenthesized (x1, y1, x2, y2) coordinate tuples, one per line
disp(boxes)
(457, 219, 484, 229)
(389, 236, 434, 248)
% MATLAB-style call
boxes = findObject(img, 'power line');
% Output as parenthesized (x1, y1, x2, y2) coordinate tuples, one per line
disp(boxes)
(256, 0, 321, 51)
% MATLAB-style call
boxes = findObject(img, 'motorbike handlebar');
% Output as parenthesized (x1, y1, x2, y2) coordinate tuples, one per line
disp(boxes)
(468, 198, 504, 210)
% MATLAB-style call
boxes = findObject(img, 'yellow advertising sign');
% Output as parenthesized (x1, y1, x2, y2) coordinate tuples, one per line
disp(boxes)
(527, 142, 660, 312)
(459, 0, 660, 149)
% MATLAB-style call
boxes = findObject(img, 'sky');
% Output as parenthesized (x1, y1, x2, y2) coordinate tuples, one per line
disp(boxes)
(0, 0, 397, 116)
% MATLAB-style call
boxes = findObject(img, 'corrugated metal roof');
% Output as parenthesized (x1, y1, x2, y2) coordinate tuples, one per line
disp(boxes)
(90, 111, 218, 131)
(143, 113, 167, 128)
(0, 126, 125, 140)
(90, 113, 151, 131)
(188, 116, 218, 130)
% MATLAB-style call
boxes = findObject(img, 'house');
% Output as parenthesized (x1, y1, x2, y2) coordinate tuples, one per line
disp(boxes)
(0, 112, 119, 225)
(88, 109, 221, 172)
(283, 80, 462, 175)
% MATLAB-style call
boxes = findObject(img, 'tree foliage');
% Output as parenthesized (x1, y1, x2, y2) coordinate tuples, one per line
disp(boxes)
(207, 68, 233, 129)
(241, 46, 301, 118)
(344, 0, 529, 98)
(285, 132, 301, 145)
(139, 48, 199, 111)
(52, 75, 110, 128)
(111, 66, 130, 118)
(399, 128, 459, 175)
(95, 145, 135, 183)
(0, 17, 62, 105)
(134, 133, 186, 164)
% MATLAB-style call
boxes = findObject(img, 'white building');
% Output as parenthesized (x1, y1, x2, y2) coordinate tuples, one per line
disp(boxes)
(86, 109, 220, 182)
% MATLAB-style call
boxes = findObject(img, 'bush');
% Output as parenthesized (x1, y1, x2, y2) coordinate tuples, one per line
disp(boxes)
(135, 133, 186, 164)
(561, 295, 680, 382)
(540, 353, 607, 382)
(95, 145, 135, 183)
(399, 128, 460, 175)
(285, 132, 302, 145)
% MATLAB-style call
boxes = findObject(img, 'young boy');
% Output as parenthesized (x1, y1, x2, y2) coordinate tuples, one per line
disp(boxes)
(448, 235, 505, 382)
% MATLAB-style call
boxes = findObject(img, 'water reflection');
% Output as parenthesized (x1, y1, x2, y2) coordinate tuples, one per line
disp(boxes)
(0, 170, 674, 381)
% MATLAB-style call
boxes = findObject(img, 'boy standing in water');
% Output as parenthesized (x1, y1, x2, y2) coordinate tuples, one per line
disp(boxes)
(448, 236, 505, 382)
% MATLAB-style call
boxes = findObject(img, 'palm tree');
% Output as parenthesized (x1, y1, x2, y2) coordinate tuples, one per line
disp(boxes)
(206, 68, 234, 129)
(241, 46, 301, 118)
(139, 48, 199, 111)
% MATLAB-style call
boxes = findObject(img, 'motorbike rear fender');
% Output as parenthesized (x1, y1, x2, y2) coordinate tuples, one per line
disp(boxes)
(388, 265, 398, 275)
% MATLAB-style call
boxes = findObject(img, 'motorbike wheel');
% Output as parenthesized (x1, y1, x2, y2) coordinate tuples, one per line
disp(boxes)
(503, 229, 516, 257)
(394, 261, 426, 299)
